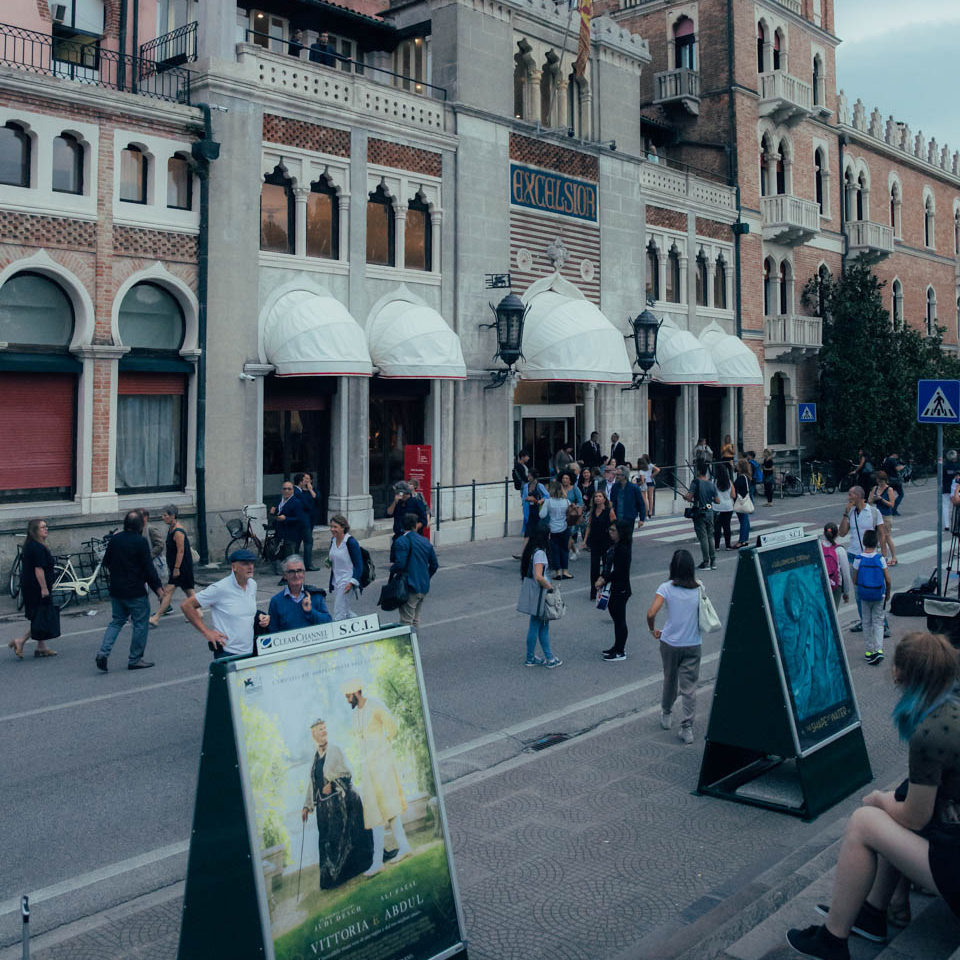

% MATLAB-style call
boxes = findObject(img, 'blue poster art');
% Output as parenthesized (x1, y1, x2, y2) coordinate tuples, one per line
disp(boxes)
(759, 542, 857, 751)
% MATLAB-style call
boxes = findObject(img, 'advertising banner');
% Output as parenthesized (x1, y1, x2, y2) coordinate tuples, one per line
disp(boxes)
(404, 445, 432, 509)
(228, 627, 463, 960)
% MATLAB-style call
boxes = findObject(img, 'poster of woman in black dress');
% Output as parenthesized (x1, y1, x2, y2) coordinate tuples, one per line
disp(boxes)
(300, 718, 373, 889)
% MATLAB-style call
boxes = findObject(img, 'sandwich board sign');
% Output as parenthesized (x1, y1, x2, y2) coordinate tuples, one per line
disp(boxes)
(696, 534, 872, 820)
(177, 624, 467, 960)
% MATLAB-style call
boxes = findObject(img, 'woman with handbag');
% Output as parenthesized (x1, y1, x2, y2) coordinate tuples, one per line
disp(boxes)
(733, 459, 754, 547)
(713, 463, 735, 551)
(595, 520, 633, 662)
(516, 526, 562, 668)
(646, 549, 702, 744)
(586, 490, 616, 600)
(9, 518, 58, 658)
(541, 481, 573, 580)
(560, 472, 584, 560)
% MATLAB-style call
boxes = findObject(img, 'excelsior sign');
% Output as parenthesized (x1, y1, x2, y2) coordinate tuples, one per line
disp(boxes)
(509, 163, 598, 222)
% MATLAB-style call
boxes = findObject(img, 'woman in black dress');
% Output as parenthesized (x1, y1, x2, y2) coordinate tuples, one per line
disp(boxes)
(10, 518, 57, 658)
(149, 505, 196, 627)
(585, 490, 616, 600)
(595, 520, 633, 661)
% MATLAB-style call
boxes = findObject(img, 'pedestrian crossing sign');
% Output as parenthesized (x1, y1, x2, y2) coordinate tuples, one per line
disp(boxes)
(917, 380, 960, 424)
(798, 403, 816, 423)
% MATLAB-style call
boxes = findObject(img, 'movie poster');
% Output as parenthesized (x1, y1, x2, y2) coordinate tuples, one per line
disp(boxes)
(228, 628, 463, 960)
(757, 540, 859, 753)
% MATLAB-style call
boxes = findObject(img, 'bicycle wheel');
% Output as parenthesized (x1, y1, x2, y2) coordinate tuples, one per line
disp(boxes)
(910, 468, 929, 487)
(262, 534, 282, 563)
(50, 564, 74, 610)
(823, 477, 836, 495)
(9, 552, 21, 600)
(225, 534, 253, 565)
(785, 475, 804, 497)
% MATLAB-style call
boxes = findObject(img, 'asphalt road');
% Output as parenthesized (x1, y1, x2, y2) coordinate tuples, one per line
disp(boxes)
(0, 483, 947, 947)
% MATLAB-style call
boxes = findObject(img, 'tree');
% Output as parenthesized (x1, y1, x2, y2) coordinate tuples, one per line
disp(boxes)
(803, 257, 960, 465)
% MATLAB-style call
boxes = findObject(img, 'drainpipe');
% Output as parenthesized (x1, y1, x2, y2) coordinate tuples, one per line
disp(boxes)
(131, 0, 139, 94)
(839, 132, 849, 268)
(118, 0, 127, 91)
(191, 104, 221, 564)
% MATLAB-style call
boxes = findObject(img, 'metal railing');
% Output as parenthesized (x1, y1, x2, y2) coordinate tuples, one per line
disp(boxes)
(653, 67, 700, 104)
(140, 21, 197, 68)
(0, 21, 191, 103)
(243, 30, 447, 100)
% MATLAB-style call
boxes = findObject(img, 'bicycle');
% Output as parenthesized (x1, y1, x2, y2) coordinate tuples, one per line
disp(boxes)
(774, 468, 804, 498)
(222, 506, 283, 565)
(48, 533, 117, 610)
(901, 462, 930, 486)
(805, 461, 836, 495)
(8, 534, 25, 611)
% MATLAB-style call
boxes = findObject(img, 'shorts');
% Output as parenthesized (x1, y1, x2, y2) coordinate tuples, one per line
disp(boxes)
(878, 512, 893, 535)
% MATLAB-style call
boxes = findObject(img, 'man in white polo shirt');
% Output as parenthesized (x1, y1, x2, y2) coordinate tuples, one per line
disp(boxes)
(181, 549, 269, 658)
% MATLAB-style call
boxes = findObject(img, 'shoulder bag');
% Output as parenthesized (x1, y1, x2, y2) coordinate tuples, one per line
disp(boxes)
(378, 536, 413, 611)
(684, 479, 700, 520)
(733, 481, 755, 515)
(698, 581, 722, 634)
(541, 584, 566, 621)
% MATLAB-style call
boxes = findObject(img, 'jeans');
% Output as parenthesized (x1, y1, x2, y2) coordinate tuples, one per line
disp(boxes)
(301, 526, 314, 569)
(549, 531, 569, 572)
(98, 595, 151, 665)
(399, 592, 425, 628)
(736, 511, 751, 544)
(892, 486, 904, 514)
(526, 616, 554, 661)
(608, 591, 629, 654)
(660, 642, 701, 728)
(692, 512, 716, 564)
(861, 598, 885, 653)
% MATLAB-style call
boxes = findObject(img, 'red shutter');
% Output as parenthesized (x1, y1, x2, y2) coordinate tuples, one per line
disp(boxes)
(118, 373, 186, 396)
(0, 373, 75, 490)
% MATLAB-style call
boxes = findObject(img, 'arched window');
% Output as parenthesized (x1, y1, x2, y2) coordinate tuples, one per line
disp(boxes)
(646, 244, 660, 301)
(815, 149, 824, 214)
(812, 55, 821, 106)
(666, 248, 681, 303)
(772, 30, 782, 71)
(776, 147, 786, 195)
(817, 264, 830, 318)
(513, 44, 532, 120)
(695, 255, 708, 307)
(260, 166, 294, 255)
(779, 260, 790, 315)
(714, 258, 727, 309)
(890, 182, 901, 237)
(768, 373, 787, 445)
(307, 177, 339, 259)
(927, 287, 937, 335)
(757, 23, 766, 73)
(925, 195, 935, 248)
(0, 272, 77, 502)
(52, 133, 83, 195)
(856, 172, 867, 220)
(166, 153, 192, 210)
(119, 145, 147, 204)
(567, 74, 583, 138)
(674, 17, 695, 70)
(891, 279, 903, 330)
(405, 192, 432, 271)
(763, 257, 774, 315)
(116, 282, 188, 493)
(366, 184, 395, 266)
(0, 122, 30, 188)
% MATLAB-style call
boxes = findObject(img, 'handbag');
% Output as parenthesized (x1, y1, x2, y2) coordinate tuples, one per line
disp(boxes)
(596, 584, 611, 611)
(698, 582, 722, 634)
(733, 492, 755, 514)
(540, 585, 566, 621)
(378, 535, 413, 612)
(31, 599, 61, 641)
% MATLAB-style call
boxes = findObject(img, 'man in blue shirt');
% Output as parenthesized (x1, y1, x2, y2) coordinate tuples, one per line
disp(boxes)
(267, 555, 332, 631)
(611, 466, 646, 528)
(270, 480, 308, 572)
(389, 513, 438, 629)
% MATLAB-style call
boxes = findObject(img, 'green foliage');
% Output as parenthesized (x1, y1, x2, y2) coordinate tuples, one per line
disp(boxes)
(802, 257, 960, 464)
(239, 701, 293, 865)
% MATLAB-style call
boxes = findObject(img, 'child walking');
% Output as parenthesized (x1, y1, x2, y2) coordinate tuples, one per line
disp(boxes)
(851, 529, 891, 664)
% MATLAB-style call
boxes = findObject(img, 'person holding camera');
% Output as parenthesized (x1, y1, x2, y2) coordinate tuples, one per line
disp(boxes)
(683, 460, 720, 570)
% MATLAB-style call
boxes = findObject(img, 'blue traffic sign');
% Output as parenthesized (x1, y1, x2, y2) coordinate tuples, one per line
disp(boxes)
(917, 380, 960, 424)
(798, 402, 817, 423)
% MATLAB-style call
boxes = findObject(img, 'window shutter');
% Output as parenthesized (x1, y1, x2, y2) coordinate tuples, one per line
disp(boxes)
(0, 373, 75, 489)
(118, 372, 186, 395)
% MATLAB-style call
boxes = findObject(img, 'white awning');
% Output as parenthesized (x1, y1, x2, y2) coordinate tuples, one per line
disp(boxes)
(519, 273, 633, 383)
(263, 290, 372, 377)
(698, 321, 763, 386)
(651, 317, 718, 384)
(367, 298, 466, 379)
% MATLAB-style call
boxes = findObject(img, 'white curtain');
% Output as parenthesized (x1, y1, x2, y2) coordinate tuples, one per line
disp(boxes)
(116, 395, 181, 490)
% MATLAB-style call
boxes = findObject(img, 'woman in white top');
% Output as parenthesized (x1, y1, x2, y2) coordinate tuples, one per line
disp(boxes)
(646, 549, 703, 744)
(327, 513, 363, 621)
(540, 481, 573, 579)
(638, 455, 660, 519)
(713, 462, 734, 550)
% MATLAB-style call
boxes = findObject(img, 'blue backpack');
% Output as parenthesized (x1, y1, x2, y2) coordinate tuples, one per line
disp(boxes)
(857, 553, 885, 602)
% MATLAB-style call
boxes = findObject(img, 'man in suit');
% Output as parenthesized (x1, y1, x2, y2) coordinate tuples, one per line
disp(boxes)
(579, 431, 602, 469)
(609, 433, 626, 467)
(389, 512, 438, 629)
(270, 480, 308, 573)
(294, 472, 318, 570)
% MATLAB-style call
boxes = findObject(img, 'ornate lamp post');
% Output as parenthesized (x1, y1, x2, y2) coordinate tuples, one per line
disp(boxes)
(622, 306, 662, 391)
(480, 277, 527, 389)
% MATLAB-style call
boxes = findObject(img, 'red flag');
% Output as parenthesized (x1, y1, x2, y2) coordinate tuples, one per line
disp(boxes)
(573, 0, 592, 77)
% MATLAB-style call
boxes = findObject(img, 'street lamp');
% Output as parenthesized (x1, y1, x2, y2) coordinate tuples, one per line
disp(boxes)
(622, 306, 662, 391)
(480, 277, 527, 389)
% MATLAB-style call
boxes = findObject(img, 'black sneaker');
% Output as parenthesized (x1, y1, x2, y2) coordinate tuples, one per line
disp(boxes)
(785, 925, 849, 960)
(601, 651, 626, 662)
(865, 651, 884, 665)
(697, 561, 710, 569)
(849, 621, 863, 633)
(815, 903, 886, 943)
(128, 659, 155, 670)
(95, 654, 108, 673)
(710, 562, 717, 570)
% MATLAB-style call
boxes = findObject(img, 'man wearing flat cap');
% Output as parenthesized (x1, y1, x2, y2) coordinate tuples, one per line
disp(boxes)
(182, 549, 269, 658)
(342, 677, 413, 875)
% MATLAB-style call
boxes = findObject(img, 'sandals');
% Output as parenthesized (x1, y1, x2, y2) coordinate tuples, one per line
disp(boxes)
(34, 649, 57, 658)
(8, 639, 23, 660)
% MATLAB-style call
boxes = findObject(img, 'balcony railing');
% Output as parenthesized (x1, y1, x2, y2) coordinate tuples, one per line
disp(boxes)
(653, 67, 700, 115)
(759, 71, 813, 125)
(774, 0, 802, 13)
(765, 314, 822, 357)
(140, 21, 197, 69)
(0, 21, 190, 103)
(845, 220, 895, 263)
(761, 194, 820, 244)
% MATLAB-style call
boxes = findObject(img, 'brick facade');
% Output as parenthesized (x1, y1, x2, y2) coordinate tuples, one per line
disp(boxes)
(114, 227, 199, 262)
(645, 206, 686, 232)
(262, 115, 351, 157)
(695, 217, 731, 242)
(508, 133, 599, 181)
(0, 212, 96, 250)
(367, 138, 441, 177)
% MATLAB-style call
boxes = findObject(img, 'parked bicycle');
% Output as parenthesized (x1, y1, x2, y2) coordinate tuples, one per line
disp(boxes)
(774, 468, 804, 498)
(8, 534, 26, 611)
(47, 533, 117, 609)
(222, 506, 283, 564)
(900, 461, 930, 486)
(804, 460, 836, 495)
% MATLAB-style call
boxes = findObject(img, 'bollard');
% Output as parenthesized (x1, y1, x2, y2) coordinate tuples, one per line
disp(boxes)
(471, 480, 477, 541)
(21, 896, 29, 960)
(504, 477, 509, 538)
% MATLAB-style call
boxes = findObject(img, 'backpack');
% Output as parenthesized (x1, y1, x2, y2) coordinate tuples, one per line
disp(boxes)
(822, 543, 842, 588)
(358, 543, 376, 589)
(856, 553, 885, 602)
(748, 459, 762, 482)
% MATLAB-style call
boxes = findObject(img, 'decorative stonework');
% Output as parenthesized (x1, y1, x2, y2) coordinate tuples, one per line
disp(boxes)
(262, 115, 350, 158)
(0, 211, 95, 250)
(367, 139, 442, 177)
(509, 133, 599, 180)
(113, 227, 198, 263)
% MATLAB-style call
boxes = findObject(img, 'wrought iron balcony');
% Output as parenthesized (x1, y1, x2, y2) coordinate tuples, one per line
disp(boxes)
(653, 67, 700, 115)
(761, 195, 820, 244)
(764, 314, 822, 361)
(844, 220, 895, 263)
(140, 21, 197, 70)
(758, 71, 813, 126)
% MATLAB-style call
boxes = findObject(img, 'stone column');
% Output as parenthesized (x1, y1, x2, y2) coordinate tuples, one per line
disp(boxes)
(786, 398, 799, 447)
(241, 363, 273, 504)
(783, 156, 794, 195)
(584, 383, 597, 438)
(338, 192, 351, 261)
(395, 206, 406, 270)
(658, 253, 668, 303)
(293, 186, 309, 258)
(197, 0, 238, 61)
(430, 211, 442, 273)
(769, 270, 781, 318)
(527, 70, 542, 124)
(763, 41, 773, 74)
(556, 79, 569, 129)
(765, 153, 778, 196)
(725, 387, 737, 449)
(678, 255, 689, 308)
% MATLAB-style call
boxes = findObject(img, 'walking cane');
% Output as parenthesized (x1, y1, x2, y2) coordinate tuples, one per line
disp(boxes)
(296, 818, 306, 903)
